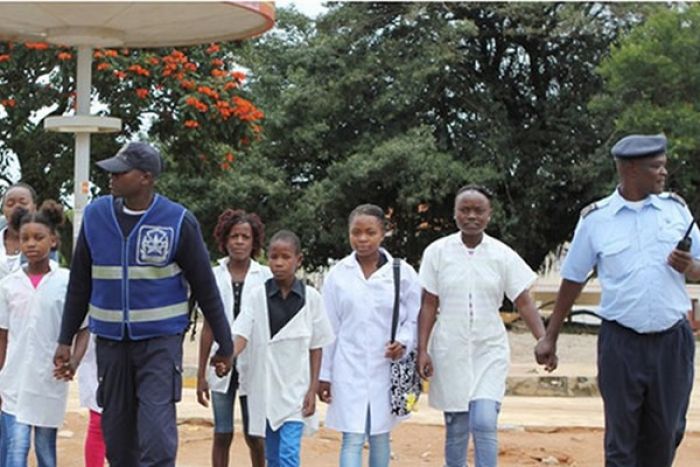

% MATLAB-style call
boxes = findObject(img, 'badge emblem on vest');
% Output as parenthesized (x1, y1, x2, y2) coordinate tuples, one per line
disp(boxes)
(136, 225, 174, 265)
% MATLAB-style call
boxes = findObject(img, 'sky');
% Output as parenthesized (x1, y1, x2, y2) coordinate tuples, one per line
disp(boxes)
(276, 0, 328, 18)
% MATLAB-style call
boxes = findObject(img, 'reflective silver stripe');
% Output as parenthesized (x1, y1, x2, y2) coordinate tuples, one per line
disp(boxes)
(89, 302, 188, 323)
(91, 264, 182, 280)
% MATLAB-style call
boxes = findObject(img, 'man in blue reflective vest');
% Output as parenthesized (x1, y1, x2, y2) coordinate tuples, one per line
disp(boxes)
(54, 142, 233, 466)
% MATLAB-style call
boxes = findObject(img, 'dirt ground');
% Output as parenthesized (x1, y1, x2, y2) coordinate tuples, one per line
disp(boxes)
(44, 331, 699, 466)
(54, 412, 700, 466)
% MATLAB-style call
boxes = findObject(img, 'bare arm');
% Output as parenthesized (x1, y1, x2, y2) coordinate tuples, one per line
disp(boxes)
(534, 279, 585, 371)
(304, 348, 322, 416)
(0, 329, 7, 370)
(513, 289, 545, 340)
(417, 290, 439, 379)
(197, 319, 214, 380)
(196, 319, 214, 407)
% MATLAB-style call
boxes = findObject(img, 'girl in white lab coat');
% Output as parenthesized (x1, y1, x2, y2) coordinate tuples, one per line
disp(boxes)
(417, 185, 546, 467)
(196, 209, 271, 467)
(318, 204, 421, 467)
(0, 201, 84, 467)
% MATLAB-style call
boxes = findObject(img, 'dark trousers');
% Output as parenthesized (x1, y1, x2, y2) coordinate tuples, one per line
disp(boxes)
(95, 335, 183, 467)
(598, 319, 695, 467)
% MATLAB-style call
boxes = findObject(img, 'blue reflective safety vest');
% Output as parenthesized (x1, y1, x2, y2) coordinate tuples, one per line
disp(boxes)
(84, 194, 189, 340)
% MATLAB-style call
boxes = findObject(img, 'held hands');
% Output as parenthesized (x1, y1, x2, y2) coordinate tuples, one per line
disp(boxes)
(317, 381, 332, 404)
(303, 388, 317, 417)
(53, 344, 76, 381)
(668, 248, 694, 274)
(417, 350, 433, 380)
(196, 376, 210, 408)
(534, 337, 558, 372)
(384, 341, 405, 360)
(209, 353, 233, 378)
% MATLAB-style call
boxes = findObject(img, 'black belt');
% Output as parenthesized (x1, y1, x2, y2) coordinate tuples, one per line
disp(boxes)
(603, 318, 686, 336)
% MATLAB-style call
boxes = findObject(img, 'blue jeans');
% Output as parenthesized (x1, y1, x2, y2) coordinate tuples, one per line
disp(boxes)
(265, 420, 304, 467)
(0, 411, 57, 467)
(339, 407, 391, 467)
(444, 399, 500, 467)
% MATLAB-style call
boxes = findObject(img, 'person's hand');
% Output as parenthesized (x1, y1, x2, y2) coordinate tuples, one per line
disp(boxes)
(209, 353, 232, 378)
(53, 344, 74, 380)
(196, 376, 210, 407)
(303, 388, 316, 417)
(318, 381, 332, 403)
(417, 350, 433, 380)
(384, 341, 405, 360)
(534, 336, 558, 372)
(668, 248, 693, 274)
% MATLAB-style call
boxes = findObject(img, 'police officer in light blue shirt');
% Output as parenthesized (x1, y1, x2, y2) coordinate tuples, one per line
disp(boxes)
(535, 134, 698, 467)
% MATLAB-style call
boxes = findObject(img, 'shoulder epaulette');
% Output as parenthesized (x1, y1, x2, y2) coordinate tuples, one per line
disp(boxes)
(580, 201, 600, 218)
(660, 191, 687, 207)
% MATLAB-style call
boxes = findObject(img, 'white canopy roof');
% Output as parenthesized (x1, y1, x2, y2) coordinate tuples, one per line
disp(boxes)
(0, 1, 275, 47)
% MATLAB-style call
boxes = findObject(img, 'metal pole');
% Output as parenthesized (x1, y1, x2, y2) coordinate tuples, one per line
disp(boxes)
(73, 45, 92, 245)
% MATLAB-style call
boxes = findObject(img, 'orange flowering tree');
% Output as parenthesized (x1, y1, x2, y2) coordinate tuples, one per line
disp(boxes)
(0, 40, 264, 197)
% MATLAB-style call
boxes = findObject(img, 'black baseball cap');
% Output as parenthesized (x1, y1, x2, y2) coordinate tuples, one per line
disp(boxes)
(96, 142, 163, 177)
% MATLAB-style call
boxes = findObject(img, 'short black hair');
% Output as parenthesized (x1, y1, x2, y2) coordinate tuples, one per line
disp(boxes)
(269, 229, 302, 255)
(1, 182, 38, 207)
(213, 209, 265, 258)
(348, 204, 385, 230)
(455, 184, 493, 201)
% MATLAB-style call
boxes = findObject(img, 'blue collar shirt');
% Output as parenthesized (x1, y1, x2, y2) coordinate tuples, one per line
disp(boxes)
(561, 189, 700, 333)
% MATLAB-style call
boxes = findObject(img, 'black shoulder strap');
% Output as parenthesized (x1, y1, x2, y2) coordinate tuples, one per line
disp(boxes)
(391, 257, 400, 343)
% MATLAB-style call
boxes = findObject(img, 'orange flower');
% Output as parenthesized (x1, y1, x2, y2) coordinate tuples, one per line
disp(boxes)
(135, 88, 149, 99)
(104, 49, 119, 58)
(1, 98, 16, 108)
(93, 50, 104, 59)
(180, 80, 196, 90)
(96, 62, 111, 71)
(121, 48, 130, 55)
(149, 56, 160, 65)
(184, 62, 197, 72)
(211, 58, 224, 68)
(0, 54, 10, 63)
(184, 119, 200, 128)
(211, 69, 226, 78)
(127, 64, 150, 77)
(198, 86, 219, 99)
(207, 43, 220, 54)
(57, 51, 73, 61)
(231, 70, 246, 82)
(113, 70, 126, 79)
(223, 81, 237, 91)
(25, 42, 49, 50)
(225, 152, 235, 162)
(220, 161, 230, 170)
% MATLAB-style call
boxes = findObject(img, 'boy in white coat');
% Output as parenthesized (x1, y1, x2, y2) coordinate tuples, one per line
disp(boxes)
(228, 230, 334, 467)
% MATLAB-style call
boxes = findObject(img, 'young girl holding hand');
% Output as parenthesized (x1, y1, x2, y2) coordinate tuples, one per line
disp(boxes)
(0, 201, 85, 467)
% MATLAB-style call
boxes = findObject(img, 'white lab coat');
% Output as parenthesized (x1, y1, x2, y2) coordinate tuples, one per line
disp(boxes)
(77, 334, 101, 413)
(419, 233, 536, 411)
(320, 250, 421, 434)
(0, 261, 70, 427)
(0, 227, 21, 281)
(232, 282, 335, 437)
(207, 258, 272, 395)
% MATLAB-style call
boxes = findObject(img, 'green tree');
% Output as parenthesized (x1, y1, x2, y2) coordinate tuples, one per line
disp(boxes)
(594, 3, 700, 214)
(241, 2, 643, 269)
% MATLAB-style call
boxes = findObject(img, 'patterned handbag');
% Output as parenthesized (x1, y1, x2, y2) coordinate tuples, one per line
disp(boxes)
(389, 258, 422, 416)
